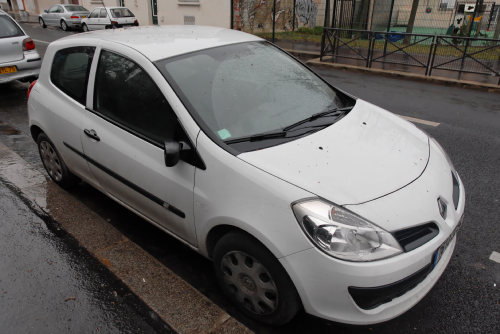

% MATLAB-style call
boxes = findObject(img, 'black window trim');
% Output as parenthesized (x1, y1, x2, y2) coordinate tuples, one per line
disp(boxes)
(154, 40, 356, 156)
(90, 48, 206, 170)
(50, 46, 96, 107)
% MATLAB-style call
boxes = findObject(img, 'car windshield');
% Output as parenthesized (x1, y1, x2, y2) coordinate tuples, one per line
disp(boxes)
(64, 5, 88, 12)
(110, 8, 134, 18)
(0, 15, 24, 39)
(156, 42, 350, 143)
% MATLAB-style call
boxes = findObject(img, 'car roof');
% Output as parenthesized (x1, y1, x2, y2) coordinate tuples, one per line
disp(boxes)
(56, 25, 263, 61)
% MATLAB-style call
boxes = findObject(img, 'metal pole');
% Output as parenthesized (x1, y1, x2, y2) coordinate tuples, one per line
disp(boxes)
(292, 0, 296, 31)
(458, 38, 470, 80)
(230, 0, 234, 29)
(272, 0, 277, 43)
(383, 0, 395, 56)
(321, 0, 331, 61)
(332, 0, 337, 28)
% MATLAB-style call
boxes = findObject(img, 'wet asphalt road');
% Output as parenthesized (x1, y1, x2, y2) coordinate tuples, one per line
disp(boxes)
(1, 22, 499, 333)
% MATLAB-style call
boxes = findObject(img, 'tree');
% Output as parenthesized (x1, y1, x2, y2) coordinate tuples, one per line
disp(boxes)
(404, 0, 420, 44)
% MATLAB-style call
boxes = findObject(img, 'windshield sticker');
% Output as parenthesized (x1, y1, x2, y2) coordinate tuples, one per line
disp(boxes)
(218, 129, 231, 140)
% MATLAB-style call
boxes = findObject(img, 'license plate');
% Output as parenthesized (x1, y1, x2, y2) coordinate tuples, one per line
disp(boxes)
(0, 66, 17, 75)
(432, 217, 463, 267)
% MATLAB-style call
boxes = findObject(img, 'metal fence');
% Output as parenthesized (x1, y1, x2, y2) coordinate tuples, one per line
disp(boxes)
(321, 27, 500, 83)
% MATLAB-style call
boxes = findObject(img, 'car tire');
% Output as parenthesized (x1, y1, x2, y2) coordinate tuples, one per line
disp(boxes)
(60, 20, 68, 31)
(213, 232, 301, 325)
(82, 23, 89, 32)
(39, 17, 46, 28)
(37, 133, 78, 189)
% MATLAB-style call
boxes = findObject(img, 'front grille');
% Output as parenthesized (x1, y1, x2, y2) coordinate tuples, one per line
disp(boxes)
(452, 172, 460, 209)
(393, 222, 439, 252)
(348, 262, 433, 310)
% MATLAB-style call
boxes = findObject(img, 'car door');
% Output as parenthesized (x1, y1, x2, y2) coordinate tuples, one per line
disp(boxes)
(98, 8, 110, 29)
(46, 5, 59, 25)
(35, 46, 98, 186)
(86, 9, 99, 30)
(81, 47, 197, 245)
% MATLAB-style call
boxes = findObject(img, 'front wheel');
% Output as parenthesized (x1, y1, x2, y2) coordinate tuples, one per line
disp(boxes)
(213, 232, 301, 325)
(39, 17, 46, 28)
(60, 20, 68, 31)
(82, 23, 89, 32)
(37, 133, 78, 189)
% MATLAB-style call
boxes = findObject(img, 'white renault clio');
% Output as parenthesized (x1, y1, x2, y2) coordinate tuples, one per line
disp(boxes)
(28, 26, 465, 326)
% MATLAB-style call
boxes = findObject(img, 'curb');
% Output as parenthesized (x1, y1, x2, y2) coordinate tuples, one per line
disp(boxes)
(306, 57, 500, 93)
(0, 142, 253, 334)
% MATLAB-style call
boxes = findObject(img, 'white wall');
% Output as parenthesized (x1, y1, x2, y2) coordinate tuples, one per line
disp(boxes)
(157, 0, 231, 28)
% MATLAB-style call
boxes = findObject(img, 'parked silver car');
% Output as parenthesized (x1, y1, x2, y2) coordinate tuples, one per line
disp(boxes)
(0, 10, 41, 84)
(39, 4, 89, 31)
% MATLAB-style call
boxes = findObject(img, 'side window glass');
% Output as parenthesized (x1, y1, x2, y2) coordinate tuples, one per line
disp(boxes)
(94, 50, 177, 144)
(51, 46, 95, 105)
(99, 9, 107, 18)
(49, 6, 58, 13)
(57, 6, 63, 13)
(90, 10, 98, 18)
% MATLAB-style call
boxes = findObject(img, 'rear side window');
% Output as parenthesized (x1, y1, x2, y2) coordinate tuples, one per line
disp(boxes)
(51, 46, 95, 105)
(93, 50, 177, 144)
(99, 9, 107, 18)
(0, 15, 24, 39)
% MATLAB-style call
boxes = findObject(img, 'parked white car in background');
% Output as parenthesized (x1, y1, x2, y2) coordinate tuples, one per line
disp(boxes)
(38, 4, 89, 31)
(0, 9, 41, 83)
(27, 26, 465, 326)
(81, 7, 138, 31)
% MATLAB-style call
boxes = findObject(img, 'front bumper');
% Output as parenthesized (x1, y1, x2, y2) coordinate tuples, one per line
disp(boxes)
(280, 233, 457, 324)
(0, 51, 41, 84)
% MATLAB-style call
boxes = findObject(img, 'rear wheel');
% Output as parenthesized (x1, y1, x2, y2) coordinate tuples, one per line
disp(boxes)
(82, 23, 89, 32)
(37, 133, 78, 189)
(39, 17, 46, 28)
(213, 232, 301, 325)
(60, 20, 68, 31)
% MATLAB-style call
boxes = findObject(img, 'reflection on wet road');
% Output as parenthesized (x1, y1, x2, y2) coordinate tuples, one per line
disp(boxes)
(0, 182, 167, 334)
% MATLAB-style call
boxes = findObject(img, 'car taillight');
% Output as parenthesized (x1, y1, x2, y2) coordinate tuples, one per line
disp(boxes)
(23, 38, 35, 51)
(134, 20, 138, 26)
(27, 80, 37, 99)
(111, 20, 118, 25)
(70, 15, 79, 19)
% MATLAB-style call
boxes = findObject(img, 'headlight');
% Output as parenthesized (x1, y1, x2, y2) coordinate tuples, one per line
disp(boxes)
(292, 199, 403, 261)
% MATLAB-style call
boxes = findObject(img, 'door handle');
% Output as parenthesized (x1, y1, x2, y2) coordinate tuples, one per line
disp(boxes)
(84, 129, 100, 141)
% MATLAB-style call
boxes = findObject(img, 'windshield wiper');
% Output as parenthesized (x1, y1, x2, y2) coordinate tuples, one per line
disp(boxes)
(225, 130, 286, 144)
(283, 106, 354, 132)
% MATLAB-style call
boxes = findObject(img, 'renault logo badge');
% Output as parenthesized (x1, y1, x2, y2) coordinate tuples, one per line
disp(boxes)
(437, 197, 447, 219)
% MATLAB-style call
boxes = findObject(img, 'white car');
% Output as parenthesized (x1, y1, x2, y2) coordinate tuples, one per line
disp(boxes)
(81, 7, 138, 31)
(27, 26, 465, 326)
(0, 9, 41, 83)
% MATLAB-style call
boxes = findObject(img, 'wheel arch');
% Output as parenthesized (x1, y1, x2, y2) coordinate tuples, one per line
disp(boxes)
(30, 124, 44, 142)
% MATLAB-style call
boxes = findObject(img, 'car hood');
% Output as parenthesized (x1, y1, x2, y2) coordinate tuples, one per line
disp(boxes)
(238, 99, 430, 205)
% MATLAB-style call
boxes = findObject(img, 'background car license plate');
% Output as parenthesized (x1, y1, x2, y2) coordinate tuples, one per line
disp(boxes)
(0, 66, 17, 75)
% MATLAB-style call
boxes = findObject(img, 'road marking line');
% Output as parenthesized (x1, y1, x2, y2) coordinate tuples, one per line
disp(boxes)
(33, 39, 50, 44)
(398, 115, 440, 127)
(489, 251, 500, 263)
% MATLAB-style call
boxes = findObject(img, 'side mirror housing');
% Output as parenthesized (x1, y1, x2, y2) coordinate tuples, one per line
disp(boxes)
(164, 140, 181, 167)
(44, 9, 48, 13)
